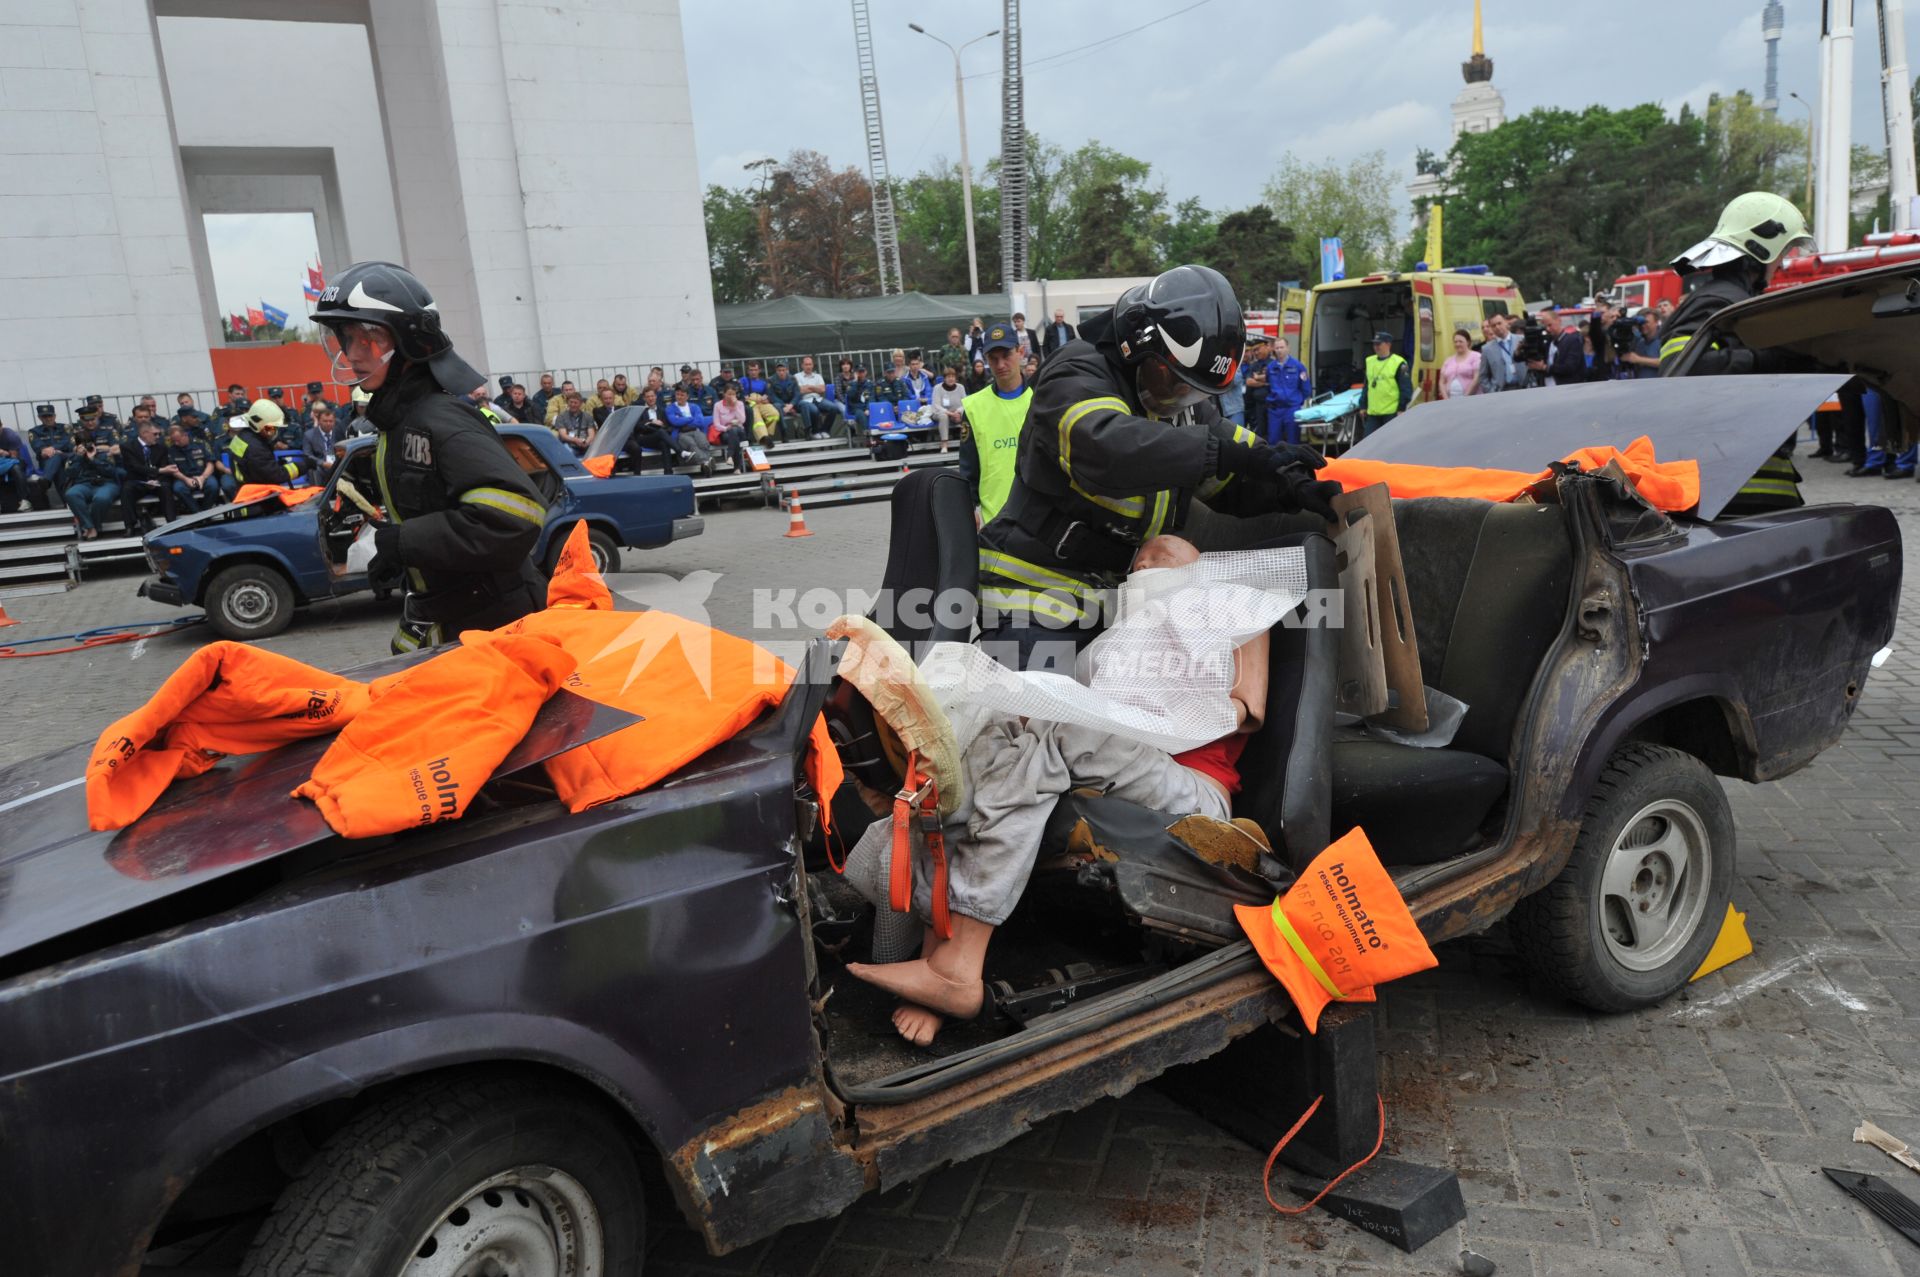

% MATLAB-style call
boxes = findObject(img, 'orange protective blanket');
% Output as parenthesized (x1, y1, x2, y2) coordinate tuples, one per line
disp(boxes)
(1320, 435, 1700, 512)
(1233, 827, 1439, 1032)
(502, 523, 844, 823)
(580, 454, 616, 478)
(86, 643, 369, 830)
(292, 632, 575, 838)
(233, 483, 327, 507)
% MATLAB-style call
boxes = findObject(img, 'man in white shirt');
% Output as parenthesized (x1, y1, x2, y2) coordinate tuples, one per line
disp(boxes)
(930, 361, 968, 453)
(794, 355, 848, 439)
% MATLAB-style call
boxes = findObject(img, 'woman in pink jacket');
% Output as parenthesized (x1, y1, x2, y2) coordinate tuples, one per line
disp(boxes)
(1439, 329, 1482, 400)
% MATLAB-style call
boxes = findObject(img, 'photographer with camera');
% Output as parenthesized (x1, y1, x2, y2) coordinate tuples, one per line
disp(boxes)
(1620, 309, 1662, 379)
(1522, 310, 1584, 386)
(61, 432, 121, 540)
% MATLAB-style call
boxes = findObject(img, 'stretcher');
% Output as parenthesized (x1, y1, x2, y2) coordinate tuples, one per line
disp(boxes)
(1294, 388, 1364, 455)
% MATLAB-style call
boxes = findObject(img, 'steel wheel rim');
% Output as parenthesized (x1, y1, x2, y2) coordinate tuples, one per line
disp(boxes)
(226, 581, 275, 626)
(590, 542, 610, 573)
(402, 1165, 604, 1277)
(1598, 798, 1712, 972)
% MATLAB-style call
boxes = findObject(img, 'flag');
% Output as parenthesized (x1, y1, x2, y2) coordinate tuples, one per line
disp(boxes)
(230, 313, 252, 338)
(1319, 237, 1345, 284)
(303, 264, 324, 301)
(261, 301, 289, 328)
(248, 307, 268, 330)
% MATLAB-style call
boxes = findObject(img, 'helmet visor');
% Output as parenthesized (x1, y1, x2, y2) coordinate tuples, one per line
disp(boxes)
(1137, 356, 1210, 415)
(320, 321, 395, 387)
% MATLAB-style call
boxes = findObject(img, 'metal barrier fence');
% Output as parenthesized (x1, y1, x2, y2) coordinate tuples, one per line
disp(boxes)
(0, 342, 985, 439)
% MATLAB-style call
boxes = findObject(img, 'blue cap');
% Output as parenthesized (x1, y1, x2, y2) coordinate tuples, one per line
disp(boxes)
(984, 323, 1019, 353)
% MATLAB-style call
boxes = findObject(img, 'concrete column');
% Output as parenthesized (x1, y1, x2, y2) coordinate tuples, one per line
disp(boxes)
(0, 0, 214, 403)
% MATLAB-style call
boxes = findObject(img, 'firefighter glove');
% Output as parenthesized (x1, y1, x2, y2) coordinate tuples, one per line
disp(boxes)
(369, 521, 405, 585)
(1277, 467, 1344, 522)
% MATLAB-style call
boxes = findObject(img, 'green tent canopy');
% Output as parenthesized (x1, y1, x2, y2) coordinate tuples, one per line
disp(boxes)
(713, 292, 1009, 359)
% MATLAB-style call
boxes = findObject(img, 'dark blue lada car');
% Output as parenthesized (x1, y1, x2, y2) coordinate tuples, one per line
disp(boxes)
(138, 424, 703, 639)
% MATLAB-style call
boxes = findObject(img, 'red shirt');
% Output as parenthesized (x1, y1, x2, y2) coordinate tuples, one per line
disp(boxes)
(1173, 733, 1249, 795)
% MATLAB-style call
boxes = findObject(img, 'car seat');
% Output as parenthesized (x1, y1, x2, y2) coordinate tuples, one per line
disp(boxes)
(1327, 499, 1573, 865)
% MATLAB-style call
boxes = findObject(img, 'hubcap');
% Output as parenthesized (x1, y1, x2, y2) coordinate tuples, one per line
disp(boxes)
(590, 543, 609, 573)
(1598, 798, 1712, 972)
(402, 1166, 603, 1277)
(226, 581, 274, 626)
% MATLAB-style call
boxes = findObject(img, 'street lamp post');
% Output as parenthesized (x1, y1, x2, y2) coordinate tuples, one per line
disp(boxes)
(1788, 91, 1816, 219)
(909, 21, 998, 295)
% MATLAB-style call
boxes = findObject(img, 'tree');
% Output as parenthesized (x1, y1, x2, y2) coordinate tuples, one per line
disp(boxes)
(893, 159, 1000, 295)
(759, 150, 879, 298)
(1190, 206, 1303, 307)
(1260, 151, 1400, 277)
(703, 184, 763, 304)
(1162, 196, 1219, 264)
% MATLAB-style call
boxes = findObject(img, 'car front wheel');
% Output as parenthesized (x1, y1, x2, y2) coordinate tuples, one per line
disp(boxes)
(1509, 743, 1734, 1012)
(205, 563, 296, 641)
(548, 524, 621, 576)
(240, 1072, 645, 1277)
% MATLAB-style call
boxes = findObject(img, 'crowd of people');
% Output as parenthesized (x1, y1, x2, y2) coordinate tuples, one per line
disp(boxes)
(0, 382, 372, 538)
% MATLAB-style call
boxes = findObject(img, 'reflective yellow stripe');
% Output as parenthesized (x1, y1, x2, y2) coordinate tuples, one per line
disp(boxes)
(374, 431, 398, 521)
(1198, 473, 1232, 500)
(229, 437, 248, 456)
(1144, 489, 1170, 539)
(460, 486, 545, 525)
(1232, 425, 1258, 446)
(1056, 396, 1128, 475)
(1659, 334, 1692, 359)
(1739, 478, 1802, 496)
(1069, 480, 1145, 518)
(1271, 899, 1346, 1001)
(979, 549, 1091, 595)
(392, 626, 421, 652)
(980, 586, 1087, 624)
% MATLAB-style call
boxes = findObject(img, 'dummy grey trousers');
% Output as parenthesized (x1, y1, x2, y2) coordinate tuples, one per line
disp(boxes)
(843, 716, 1231, 928)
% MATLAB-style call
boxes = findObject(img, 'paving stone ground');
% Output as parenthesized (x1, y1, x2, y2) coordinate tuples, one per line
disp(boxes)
(14, 459, 1920, 1276)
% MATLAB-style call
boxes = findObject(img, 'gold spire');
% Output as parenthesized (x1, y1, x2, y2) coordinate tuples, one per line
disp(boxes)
(1472, 0, 1484, 56)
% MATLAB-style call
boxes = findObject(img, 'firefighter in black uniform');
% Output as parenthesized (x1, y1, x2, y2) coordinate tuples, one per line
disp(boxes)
(1659, 191, 1816, 514)
(226, 399, 302, 487)
(312, 260, 547, 653)
(977, 264, 1341, 667)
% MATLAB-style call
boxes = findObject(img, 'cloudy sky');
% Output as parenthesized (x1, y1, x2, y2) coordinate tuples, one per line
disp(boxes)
(685, 0, 1910, 213)
(169, 1, 1916, 318)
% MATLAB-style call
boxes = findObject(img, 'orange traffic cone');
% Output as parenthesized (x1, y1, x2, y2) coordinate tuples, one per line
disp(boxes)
(0, 603, 15, 628)
(784, 488, 814, 538)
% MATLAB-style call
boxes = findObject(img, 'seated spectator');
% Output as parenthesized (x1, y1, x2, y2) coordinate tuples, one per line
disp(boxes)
(711, 364, 742, 404)
(502, 383, 539, 423)
(663, 387, 716, 475)
(162, 421, 218, 513)
(794, 355, 849, 439)
(302, 404, 341, 474)
(552, 390, 596, 454)
(594, 378, 614, 408)
(930, 364, 967, 453)
(966, 357, 988, 393)
(492, 374, 517, 414)
(710, 383, 751, 471)
(746, 393, 781, 446)
(611, 372, 638, 406)
(62, 435, 121, 539)
(767, 362, 806, 442)
(904, 353, 934, 403)
(545, 380, 580, 425)
(685, 367, 717, 416)
(221, 383, 250, 424)
(1022, 353, 1040, 383)
(622, 387, 672, 472)
(0, 422, 33, 514)
(119, 410, 174, 532)
(593, 386, 621, 428)
(28, 404, 70, 506)
(738, 360, 769, 403)
(835, 359, 870, 430)
(530, 372, 558, 420)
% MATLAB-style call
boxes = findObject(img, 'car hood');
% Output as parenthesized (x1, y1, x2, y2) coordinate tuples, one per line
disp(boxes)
(148, 494, 295, 538)
(1344, 372, 1848, 520)
(0, 650, 640, 966)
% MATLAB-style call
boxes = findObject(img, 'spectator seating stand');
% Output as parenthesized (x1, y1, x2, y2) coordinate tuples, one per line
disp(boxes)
(0, 510, 80, 593)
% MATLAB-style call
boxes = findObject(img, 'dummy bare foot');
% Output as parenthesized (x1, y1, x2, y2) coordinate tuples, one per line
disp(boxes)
(846, 956, 984, 1021)
(892, 1002, 943, 1046)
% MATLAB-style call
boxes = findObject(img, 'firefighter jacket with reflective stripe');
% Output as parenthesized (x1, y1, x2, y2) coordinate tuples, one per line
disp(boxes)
(975, 309, 1275, 623)
(1364, 354, 1410, 417)
(958, 381, 1030, 521)
(367, 362, 547, 610)
(227, 426, 298, 486)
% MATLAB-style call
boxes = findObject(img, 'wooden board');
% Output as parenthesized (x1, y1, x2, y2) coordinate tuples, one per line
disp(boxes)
(1330, 483, 1428, 732)
(1332, 511, 1388, 719)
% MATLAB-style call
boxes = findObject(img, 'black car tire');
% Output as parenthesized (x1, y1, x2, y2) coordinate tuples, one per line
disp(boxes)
(205, 563, 296, 641)
(240, 1071, 645, 1277)
(1509, 743, 1734, 1012)
(548, 524, 621, 576)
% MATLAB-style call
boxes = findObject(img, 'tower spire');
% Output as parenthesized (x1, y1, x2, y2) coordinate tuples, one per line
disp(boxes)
(1463, 0, 1494, 82)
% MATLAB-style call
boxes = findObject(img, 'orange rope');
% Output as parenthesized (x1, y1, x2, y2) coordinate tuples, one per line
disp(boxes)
(1260, 1094, 1387, 1216)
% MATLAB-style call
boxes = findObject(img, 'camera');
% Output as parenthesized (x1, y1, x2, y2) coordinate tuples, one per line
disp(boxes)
(1516, 315, 1550, 365)
(1607, 315, 1639, 362)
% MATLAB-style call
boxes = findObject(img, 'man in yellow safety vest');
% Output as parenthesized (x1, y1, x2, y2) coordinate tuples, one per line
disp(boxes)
(957, 323, 1029, 524)
(1361, 331, 1411, 441)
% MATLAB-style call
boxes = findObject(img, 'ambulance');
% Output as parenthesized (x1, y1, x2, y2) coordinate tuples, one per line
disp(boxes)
(1280, 265, 1528, 403)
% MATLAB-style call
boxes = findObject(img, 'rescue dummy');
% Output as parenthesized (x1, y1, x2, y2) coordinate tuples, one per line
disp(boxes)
(1232, 826, 1438, 1032)
(834, 534, 1281, 1046)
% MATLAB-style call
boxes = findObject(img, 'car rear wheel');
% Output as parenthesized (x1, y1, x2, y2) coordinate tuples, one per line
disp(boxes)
(548, 524, 621, 576)
(205, 563, 296, 641)
(1509, 743, 1734, 1012)
(239, 1072, 645, 1277)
